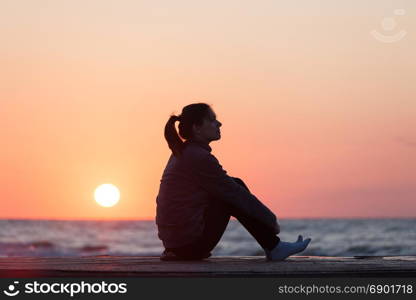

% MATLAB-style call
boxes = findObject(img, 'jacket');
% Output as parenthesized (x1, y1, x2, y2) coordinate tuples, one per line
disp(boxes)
(155, 139, 277, 248)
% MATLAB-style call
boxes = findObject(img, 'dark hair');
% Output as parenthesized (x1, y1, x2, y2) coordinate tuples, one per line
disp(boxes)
(164, 103, 212, 157)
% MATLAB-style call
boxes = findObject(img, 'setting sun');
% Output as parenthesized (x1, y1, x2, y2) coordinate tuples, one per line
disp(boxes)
(94, 184, 120, 207)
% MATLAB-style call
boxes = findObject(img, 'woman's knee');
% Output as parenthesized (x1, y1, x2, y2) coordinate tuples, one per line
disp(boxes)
(232, 177, 250, 192)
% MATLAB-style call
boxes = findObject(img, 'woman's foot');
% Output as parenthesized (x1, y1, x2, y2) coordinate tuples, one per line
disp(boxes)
(265, 235, 311, 261)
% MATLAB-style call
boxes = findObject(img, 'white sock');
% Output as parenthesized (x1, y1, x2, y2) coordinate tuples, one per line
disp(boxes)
(266, 235, 311, 261)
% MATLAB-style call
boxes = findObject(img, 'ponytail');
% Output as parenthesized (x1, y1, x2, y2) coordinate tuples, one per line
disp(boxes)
(164, 114, 184, 157)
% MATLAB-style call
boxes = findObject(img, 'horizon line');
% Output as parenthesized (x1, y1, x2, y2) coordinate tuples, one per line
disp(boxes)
(1, 216, 415, 222)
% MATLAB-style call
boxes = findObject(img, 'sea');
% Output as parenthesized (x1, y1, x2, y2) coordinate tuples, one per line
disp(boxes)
(0, 219, 415, 257)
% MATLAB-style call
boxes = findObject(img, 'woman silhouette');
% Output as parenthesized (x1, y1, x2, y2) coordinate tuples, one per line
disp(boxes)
(156, 103, 311, 261)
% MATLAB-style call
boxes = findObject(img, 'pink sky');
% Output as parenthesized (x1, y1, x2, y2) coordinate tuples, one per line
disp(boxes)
(1, 0, 415, 219)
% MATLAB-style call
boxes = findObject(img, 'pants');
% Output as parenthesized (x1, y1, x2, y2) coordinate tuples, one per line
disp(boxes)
(166, 177, 280, 259)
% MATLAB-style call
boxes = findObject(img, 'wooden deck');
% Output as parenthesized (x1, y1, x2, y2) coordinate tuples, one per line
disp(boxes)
(1, 256, 415, 277)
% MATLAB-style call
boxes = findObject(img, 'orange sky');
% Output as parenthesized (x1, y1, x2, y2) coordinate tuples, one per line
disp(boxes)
(1, 0, 415, 220)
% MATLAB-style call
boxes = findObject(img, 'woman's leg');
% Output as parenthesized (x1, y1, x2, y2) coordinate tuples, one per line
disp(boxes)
(167, 177, 279, 259)
(230, 177, 280, 251)
(198, 176, 281, 252)
(169, 177, 279, 258)
(233, 177, 311, 261)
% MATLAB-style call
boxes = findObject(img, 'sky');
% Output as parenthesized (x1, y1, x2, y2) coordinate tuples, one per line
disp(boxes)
(1, 0, 415, 220)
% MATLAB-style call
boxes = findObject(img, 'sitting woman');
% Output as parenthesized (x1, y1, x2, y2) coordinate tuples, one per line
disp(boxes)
(156, 103, 311, 261)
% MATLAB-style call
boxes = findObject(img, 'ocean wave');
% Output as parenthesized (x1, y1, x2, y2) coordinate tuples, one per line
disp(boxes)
(0, 219, 415, 257)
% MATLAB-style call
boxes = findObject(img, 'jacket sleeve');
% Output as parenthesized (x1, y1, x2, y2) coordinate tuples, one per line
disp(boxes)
(187, 151, 277, 230)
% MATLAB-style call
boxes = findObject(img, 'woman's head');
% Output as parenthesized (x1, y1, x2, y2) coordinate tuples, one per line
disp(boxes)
(164, 103, 222, 157)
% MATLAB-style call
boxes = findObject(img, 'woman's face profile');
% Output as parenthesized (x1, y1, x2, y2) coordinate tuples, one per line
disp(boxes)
(192, 109, 222, 143)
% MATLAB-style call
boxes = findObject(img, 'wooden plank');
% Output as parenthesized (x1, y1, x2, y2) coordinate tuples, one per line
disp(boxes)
(0, 256, 415, 277)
